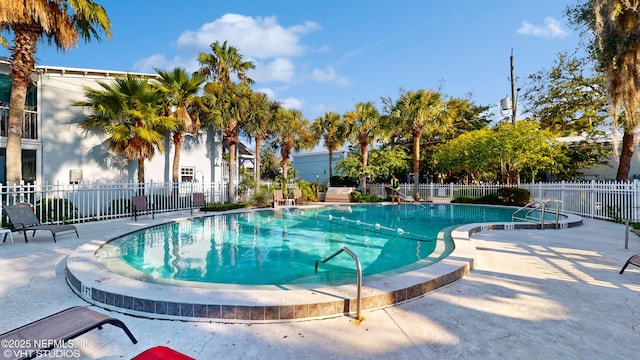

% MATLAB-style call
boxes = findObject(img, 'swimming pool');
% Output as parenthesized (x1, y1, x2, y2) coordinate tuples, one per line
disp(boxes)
(66, 203, 579, 322)
(95, 204, 555, 288)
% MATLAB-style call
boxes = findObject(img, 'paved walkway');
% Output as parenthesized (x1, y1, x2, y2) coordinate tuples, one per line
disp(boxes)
(1, 212, 640, 359)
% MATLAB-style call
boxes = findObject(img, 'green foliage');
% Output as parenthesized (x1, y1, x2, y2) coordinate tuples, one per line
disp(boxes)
(296, 180, 318, 202)
(433, 120, 565, 183)
(251, 190, 271, 208)
(335, 147, 411, 184)
(451, 188, 529, 206)
(497, 188, 531, 206)
(35, 198, 78, 223)
(204, 203, 248, 211)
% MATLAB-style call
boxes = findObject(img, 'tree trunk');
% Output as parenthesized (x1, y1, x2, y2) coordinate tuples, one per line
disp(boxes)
(137, 158, 145, 195)
(412, 132, 421, 199)
(616, 131, 635, 180)
(254, 137, 262, 193)
(328, 149, 333, 186)
(359, 143, 368, 193)
(228, 142, 237, 203)
(6, 30, 38, 185)
(172, 132, 183, 183)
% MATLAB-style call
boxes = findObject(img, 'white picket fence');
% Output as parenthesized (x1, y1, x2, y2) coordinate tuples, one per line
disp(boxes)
(370, 180, 640, 222)
(2, 180, 640, 225)
(0, 181, 228, 224)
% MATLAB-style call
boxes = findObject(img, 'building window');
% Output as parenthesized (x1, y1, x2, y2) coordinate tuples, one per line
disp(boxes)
(181, 167, 195, 182)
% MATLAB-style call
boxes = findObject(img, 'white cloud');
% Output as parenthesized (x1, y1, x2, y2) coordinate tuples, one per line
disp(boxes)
(311, 66, 349, 86)
(280, 97, 305, 110)
(176, 14, 318, 59)
(250, 58, 296, 82)
(517, 17, 569, 38)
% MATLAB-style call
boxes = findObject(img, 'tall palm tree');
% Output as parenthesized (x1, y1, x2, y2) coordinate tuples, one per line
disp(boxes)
(271, 108, 317, 194)
(0, 0, 111, 184)
(203, 80, 252, 202)
(198, 40, 255, 84)
(390, 89, 446, 197)
(311, 112, 346, 186)
(74, 74, 179, 184)
(198, 40, 255, 203)
(153, 67, 206, 183)
(244, 91, 278, 193)
(569, 1, 640, 180)
(343, 101, 384, 192)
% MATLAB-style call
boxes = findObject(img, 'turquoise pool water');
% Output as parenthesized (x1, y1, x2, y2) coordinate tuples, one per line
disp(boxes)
(97, 204, 547, 287)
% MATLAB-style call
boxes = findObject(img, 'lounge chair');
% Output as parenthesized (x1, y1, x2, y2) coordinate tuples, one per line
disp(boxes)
(0, 306, 137, 360)
(2, 204, 78, 243)
(619, 254, 640, 274)
(273, 189, 287, 206)
(293, 188, 303, 205)
(191, 192, 206, 214)
(131, 195, 154, 221)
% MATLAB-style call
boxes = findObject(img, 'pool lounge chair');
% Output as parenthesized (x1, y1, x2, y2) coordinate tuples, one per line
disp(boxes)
(619, 254, 640, 274)
(191, 192, 206, 214)
(0, 306, 137, 360)
(131, 195, 154, 221)
(2, 203, 78, 243)
(273, 189, 287, 206)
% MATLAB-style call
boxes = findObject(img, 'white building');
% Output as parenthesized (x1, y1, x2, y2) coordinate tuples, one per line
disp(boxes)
(0, 59, 231, 188)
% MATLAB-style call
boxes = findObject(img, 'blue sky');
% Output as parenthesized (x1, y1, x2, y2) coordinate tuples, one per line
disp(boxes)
(2, 1, 581, 122)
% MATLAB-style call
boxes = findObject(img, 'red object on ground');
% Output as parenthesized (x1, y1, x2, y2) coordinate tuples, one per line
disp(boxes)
(132, 346, 195, 360)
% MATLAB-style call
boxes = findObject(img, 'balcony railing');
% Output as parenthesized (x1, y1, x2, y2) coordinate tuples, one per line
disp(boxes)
(0, 105, 38, 139)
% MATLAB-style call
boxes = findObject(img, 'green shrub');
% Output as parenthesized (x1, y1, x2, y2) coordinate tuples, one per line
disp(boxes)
(204, 203, 248, 211)
(252, 191, 271, 208)
(497, 188, 530, 206)
(35, 198, 78, 223)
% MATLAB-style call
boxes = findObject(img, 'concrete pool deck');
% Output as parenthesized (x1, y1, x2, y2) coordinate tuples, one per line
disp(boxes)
(1, 209, 640, 359)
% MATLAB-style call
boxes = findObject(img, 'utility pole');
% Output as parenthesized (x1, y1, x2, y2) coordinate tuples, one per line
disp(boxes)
(510, 48, 516, 124)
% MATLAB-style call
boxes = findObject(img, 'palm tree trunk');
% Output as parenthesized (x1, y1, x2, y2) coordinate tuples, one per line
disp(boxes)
(328, 149, 333, 186)
(137, 158, 146, 195)
(254, 137, 263, 193)
(359, 143, 368, 193)
(172, 133, 183, 183)
(617, 131, 635, 180)
(6, 30, 38, 185)
(413, 133, 421, 199)
(228, 142, 237, 203)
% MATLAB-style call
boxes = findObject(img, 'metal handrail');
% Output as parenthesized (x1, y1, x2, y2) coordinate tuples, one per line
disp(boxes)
(315, 246, 362, 320)
(512, 200, 561, 229)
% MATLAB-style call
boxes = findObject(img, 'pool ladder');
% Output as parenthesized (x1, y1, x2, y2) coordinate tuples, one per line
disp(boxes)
(315, 247, 362, 320)
(511, 200, 561, 229)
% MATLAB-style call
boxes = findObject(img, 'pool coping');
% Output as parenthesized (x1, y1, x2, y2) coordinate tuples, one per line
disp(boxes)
(65, 206, 583, 323)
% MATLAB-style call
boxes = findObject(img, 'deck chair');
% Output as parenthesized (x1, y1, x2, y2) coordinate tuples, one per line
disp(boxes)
(293, 188, 303, 205)
(2, 203, 78, 243)
(131, 195, 154, 221)
(0, 306, 137, 360)
(273, 189, 287, 206)
(619, 254, 640, 274)
(191, 192, 206, 214)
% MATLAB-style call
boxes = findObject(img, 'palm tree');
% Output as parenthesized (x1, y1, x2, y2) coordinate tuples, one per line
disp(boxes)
(311, 112, 346, 186)
(198, 40, 255, 84)
(74, 74, 180, 184)
(568, 1, 640, 180)
(343, 101, 384, 192)
(390, 89, 446, 197)
(0, 0, 111, 184)
(153, 67, 206, 183)
(198, 40, 255, 203)
(202, 80, 252, 202)
(271, 108, 317, 194)
(244, 92, 278, 193)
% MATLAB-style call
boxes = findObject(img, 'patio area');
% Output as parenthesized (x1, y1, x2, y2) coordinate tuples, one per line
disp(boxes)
(1, 210, 639, 359)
